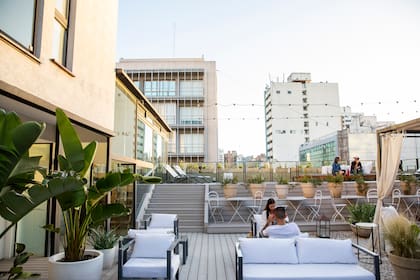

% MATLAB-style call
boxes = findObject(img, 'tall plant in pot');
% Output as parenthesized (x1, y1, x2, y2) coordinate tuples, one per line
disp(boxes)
(222, 176, 238, 198)
(88, 226, 119, 269)
(383, 213, 420, 280)
(347, 203, 376, 238)
(247, 173, 265, 198)
(398, 174, 417, 195)
(326, 174, 344, 198)
(45, 109, 161, 280)
(297, 176, 321, 198)
(275, 176, 290, 199)
(353, 174, 369, 196)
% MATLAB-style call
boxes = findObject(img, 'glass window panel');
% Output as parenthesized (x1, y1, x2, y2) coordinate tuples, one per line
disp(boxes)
(52, 20, 67, 65)
(180, 133, 204, 153)
(0, 0, 36, 50)
(136, 121, 145, 160)
(112, 87, 136, 158)
(180, 80, 204, 97)
(55, 0, 69, 16)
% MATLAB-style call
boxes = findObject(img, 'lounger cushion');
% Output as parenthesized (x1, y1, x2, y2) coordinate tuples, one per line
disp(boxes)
(149, 213, 177, 228)
(123, 254, 180, 279)
(239, 238, 298, 264)
(242, 263, 374, 280)
(131, 234, 174, 258)
(296, 238, 357, 264)
(128, 228, 173, 238)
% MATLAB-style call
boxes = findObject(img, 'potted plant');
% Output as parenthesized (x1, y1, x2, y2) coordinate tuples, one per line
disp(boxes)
(88, 226, 119, 269)
(247, 173, 265, 198)
(275, 176, 290, 199)
(45, 109, 161, 280)
(326, 174, 344, 198)
(297, 176, 321, 198)
(383, 213, 420, 280)
(347, 203, 376, 237)
(353, 174, 369, 196)
(399, 174, 417, 195)
(222, 176, 238, 198)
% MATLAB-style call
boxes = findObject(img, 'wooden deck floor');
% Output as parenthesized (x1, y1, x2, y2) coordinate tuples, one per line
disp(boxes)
(0, 232, 395, 280)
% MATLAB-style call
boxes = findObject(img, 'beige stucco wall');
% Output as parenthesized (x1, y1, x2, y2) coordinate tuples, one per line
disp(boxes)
(0, 0, 118, 131)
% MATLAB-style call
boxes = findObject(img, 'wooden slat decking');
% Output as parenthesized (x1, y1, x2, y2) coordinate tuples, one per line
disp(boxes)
(0, 232, 395, 280)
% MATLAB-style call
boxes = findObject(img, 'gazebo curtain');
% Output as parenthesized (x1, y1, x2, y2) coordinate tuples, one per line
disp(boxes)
(373, 133, 404, 228)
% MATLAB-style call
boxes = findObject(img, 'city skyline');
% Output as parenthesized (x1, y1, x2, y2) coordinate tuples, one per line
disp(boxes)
(117, 0, 420, 156)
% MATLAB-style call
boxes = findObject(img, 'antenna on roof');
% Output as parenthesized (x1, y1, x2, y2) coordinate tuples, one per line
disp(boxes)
(172, 22, 176, 57)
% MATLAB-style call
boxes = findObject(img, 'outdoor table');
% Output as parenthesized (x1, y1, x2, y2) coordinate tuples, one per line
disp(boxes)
(396, 193, 419, 219)
(220, 197, 253, 223)
(276, 196, 308, 222)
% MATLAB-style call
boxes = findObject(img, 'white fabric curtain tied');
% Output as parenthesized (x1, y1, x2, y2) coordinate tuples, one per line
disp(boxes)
(372, 133, 403, 250)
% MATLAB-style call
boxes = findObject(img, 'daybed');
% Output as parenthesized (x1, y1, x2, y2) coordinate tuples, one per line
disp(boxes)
(235, 237, 380, 280)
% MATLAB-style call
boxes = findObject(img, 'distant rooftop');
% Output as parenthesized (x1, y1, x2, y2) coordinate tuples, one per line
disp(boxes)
(287, 72, 311, 83)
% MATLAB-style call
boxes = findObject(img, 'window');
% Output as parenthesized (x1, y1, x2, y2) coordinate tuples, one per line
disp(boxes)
(180, 107, 203, 125)
(144, 80, 176, 97)
(52, 0, 70, 66)
(287, 90, 292, 94)
(302, 98, 307, 103)
(304, 121, 309, 127)
(276, 90, 280, 94)
(0, 0, 37, 52)
(180, 80, 204, 97)
(179, 133, 204, 154)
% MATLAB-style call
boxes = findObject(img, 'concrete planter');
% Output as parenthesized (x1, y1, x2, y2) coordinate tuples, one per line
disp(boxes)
(388, 251, 420, 280)
(99, 246, 116, 269)
(48, 249, 103, 280)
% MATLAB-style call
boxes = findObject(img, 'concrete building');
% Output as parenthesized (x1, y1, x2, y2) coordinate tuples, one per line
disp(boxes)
(0, 0, 120, 258)
(116, 58, 218, 164)
(0, 1, 173, 259)
(298, 114, 395, 168)
(265, 73, 342, 163)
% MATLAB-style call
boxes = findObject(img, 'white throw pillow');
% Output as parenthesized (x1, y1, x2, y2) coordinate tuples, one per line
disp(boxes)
(148, 213, 177, 228)
(131, 234, 174, 258)
(239, 238, 298, 264)
(296, 238, 357, 264)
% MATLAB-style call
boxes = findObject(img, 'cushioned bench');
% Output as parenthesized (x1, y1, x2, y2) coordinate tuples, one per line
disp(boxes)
(235, 238, 380, 280)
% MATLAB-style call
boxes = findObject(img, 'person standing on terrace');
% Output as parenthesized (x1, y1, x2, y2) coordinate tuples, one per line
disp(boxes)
(261, 207, 301, 238)
(332, 156, 344, 175)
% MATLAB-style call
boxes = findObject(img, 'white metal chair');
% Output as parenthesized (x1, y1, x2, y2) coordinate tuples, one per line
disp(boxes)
(367, 189, 378, 205)
(384, 189, 401, 210)
(331, 197, 347, 222)
(208, 191, 224, 223)
(415, 188, 420, 220)
(246, 191, 263, 222)
(305, 190, 322, 222)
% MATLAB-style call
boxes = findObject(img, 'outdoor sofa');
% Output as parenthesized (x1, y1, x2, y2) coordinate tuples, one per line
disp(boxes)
(235, 237, 380, 280)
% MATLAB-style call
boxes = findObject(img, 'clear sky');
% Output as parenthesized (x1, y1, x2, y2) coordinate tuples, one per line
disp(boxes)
(117, 0, 420, 156)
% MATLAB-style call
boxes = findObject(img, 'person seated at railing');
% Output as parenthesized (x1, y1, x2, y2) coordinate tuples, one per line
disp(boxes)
(351, 155, 363, 175)
(260, 207, 302, 238)
(332, 156, 345, 175)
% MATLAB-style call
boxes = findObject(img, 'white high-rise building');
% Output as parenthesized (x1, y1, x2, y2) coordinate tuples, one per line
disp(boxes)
(265, 73, 342, 163)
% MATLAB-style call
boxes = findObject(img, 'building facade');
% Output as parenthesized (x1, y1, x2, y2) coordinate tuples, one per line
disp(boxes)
(265, 73, 342, 163)
(116, 58, 218, 164)
(298, 113, 394, 167)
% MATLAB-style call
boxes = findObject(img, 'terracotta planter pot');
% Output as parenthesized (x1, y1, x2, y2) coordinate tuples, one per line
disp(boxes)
(388, 251, 420, 280)
(223, 184, 238, 198)
(275, 184, 289, 199)
(400, 182, 416, 195)
(355, 183, 368, 196)
(328, 182, 343, 198)
(300, 183, 315, 198)
(249, 184, 265, 198)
